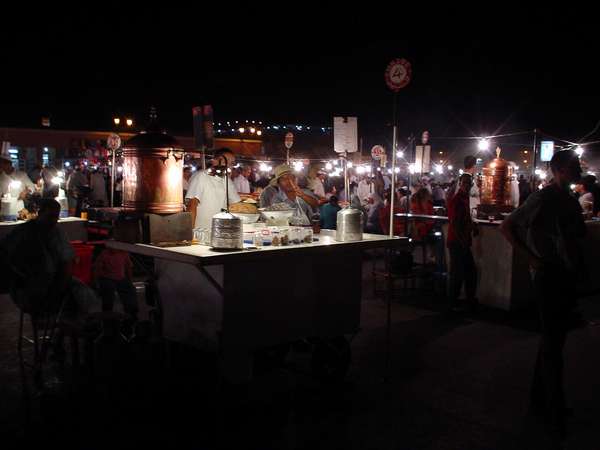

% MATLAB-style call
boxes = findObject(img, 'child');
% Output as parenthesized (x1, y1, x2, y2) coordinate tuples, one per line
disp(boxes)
(93, 246, 138, 320)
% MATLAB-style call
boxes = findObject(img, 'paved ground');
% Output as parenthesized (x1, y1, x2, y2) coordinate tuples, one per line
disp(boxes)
(1, 264, 599, 449)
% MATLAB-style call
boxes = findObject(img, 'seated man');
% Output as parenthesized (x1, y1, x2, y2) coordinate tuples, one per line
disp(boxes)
(259, 164, 319, 224)
(0, 198, 99, 317)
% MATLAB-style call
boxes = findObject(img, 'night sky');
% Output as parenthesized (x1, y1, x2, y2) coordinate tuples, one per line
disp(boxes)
(2, 7, 599, 156)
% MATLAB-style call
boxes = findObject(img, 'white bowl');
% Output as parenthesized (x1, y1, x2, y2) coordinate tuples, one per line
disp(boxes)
(231, 213, 261, 224)
(258, 208, 295, 222)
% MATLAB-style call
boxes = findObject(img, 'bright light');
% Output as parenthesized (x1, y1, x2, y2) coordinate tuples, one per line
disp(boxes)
(114, 118, 120, 125)
(478, 138, 490, 151)
(448, 165, 453, 170)
(409, 164, 416, 174)
(126, 119, 133, 127)
(387, 169, 393, 175)
(191, 166, 197, 172)
(117, 166, 123, 173)
(83, 161, 88, 166)
(64, 161, 70, 167)
(535, 169, 541, 175)
(44, 147, 48, 152)
(539, 172, 547, 180)
(397, 151, 404, 158)
(356, 166, 365, 175)
(514, 165, 519, 170)
(538, 184, 544, 190)
(570, 184, 577, 191)
(259, 163, 272, 172)
(575, 146, 584, 157)
(434, 231, 442, 237)
(325, 162, 333, 170)
(377, 167, 381, 172)
(459, 169, 464, 175)
(588, 172, 595, 176)
(51, 177, 63, 185)
(435, 164, 443, 174)
(347, 162, 353, 168)
(9, 180, 22, 190)
(249, 128, 256, 134)
(293, 161, 304, 172)
(365, 166, 372, 173)
(57, 171, 64, 177)
(239, 127, 245, 133)
(394, 167, 400, 173)
(257, 130, 262, 136)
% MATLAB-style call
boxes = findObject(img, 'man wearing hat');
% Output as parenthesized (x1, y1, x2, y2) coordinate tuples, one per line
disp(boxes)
(0, 145, 35, 200)
(259, 164, 319, 222)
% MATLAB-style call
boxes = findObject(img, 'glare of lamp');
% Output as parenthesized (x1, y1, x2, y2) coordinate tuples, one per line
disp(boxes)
(478, 138, 490, 151)
(126, 119, 133, 127)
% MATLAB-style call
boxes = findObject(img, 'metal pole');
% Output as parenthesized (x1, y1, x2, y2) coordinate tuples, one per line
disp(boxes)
(389, 92, 398, 237)
(389, 126, 396, 237)
(531, 128, 538, 191)
(344, 154, 349, 204)
(110, 149, 116, 207)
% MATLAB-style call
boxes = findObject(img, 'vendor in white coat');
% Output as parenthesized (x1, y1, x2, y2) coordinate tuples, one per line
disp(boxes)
(186, 148, 240, 231)
(1, 148, 36, 212)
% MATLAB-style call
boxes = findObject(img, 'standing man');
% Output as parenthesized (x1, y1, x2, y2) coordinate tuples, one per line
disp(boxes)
(0, 148, 36, 197)
(448, 155, 480, 211)
(186, 148, 240, 231)
(66, 164, 88, 216)
(447, 173, 478, 312)
(233, 166, 251, 194)
(501, 150, 585, 442)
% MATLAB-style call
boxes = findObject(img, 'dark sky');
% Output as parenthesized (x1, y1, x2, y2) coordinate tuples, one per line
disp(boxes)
(2, 7, 599, 153)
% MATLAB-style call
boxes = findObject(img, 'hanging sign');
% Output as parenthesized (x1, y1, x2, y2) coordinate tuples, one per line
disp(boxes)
(385, 58, 412, 92)
(333, 116, 358, 153)
(107, 133, 121, 151)
(371, 145, 385, 160)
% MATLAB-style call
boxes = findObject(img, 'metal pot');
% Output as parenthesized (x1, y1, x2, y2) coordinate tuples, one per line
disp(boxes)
(121, 110, 184, 214)
(210, 212, 243, 250)
(335, 206, 363, 242)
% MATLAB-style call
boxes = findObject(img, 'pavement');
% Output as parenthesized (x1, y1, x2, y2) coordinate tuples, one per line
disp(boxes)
(1, 264, 599, 449)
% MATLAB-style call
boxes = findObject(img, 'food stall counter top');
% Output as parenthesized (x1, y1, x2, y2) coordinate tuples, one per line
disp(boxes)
(106, 230, 408, 266)
(395, 213, 449, 221)
(0, 217, 87, 226)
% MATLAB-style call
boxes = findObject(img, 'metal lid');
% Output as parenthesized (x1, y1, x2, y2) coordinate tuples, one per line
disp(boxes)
(123, 107, 182, 150)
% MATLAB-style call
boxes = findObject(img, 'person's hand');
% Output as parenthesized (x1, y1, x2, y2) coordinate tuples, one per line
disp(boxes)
(18, 189, 28, 201)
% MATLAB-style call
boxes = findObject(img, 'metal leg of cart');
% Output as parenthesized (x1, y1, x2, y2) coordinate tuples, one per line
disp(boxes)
(383, 246, 393, 383)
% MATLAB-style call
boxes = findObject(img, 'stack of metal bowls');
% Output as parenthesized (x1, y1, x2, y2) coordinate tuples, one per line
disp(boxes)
(210, 212, 243, 250)
(335, 206, 364, 242)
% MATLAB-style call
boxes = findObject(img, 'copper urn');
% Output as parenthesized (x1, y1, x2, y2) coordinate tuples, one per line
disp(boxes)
(121, 112, 184, 214)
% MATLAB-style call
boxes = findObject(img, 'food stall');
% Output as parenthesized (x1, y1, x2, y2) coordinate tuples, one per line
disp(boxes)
(102, 119, 408, 383)
(107, 230, 405, 383)
(436, 150, 600, 311)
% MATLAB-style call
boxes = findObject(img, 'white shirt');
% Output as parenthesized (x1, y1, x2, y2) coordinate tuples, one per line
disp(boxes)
(308, 177, 325, 198)
(185, 170, 241, 230)
(579, 192, 594, 213)
(356, 180, 373, 204)
(233, 174, 250, 194)
(0, 170, 35, 196)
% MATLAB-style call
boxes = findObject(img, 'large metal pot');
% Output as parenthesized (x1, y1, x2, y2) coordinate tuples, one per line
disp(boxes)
(481, 156, 514, 207)
(211, 212, 243, 250)
(121, 114, 184, 214)
(335, 206, 363, 242)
